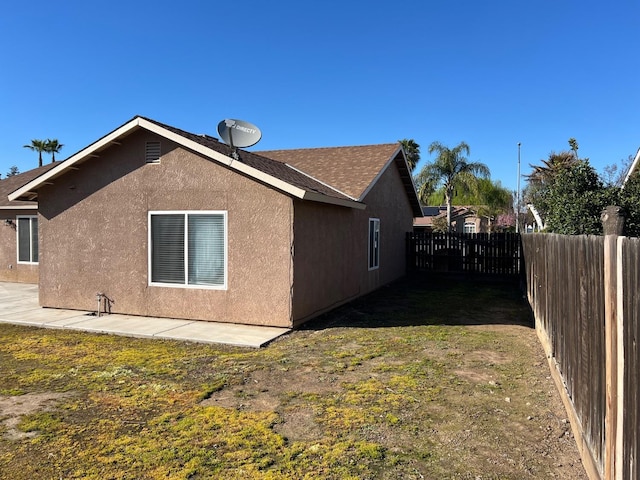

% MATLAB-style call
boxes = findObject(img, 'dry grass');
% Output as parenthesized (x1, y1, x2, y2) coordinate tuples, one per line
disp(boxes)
(0, 276, 587, 479)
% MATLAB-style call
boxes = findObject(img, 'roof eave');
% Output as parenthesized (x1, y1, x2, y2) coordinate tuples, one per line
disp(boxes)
(302, 191, 366, 210)
(0, 204, 38, 210)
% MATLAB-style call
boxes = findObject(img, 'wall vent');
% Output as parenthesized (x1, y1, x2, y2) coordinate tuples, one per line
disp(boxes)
(145, 141, 161, 163)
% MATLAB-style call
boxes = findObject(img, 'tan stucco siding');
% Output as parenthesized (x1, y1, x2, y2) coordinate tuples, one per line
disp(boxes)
(358, 161, 414, 292)
(291, 160, 414, 325)
(0, 210, 38, 283)
(290, 201, 360, 324)
(37, 129, 293, 327)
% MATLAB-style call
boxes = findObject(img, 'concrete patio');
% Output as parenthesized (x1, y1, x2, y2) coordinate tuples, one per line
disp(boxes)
(0, 282, 290, 348)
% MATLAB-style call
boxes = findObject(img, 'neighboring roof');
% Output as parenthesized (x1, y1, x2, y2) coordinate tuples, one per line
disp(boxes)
(623, 147, 640, 186)
(421, 206, 445, 217)
(413, 206, 481, 227)
(0, 163, 60, 210)
(9, 116, 422, 216)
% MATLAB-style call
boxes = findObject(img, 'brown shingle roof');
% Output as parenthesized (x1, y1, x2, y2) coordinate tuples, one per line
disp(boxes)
(0, 163, 60, 208)
(257, 144, 401, 200)
(141, 118, 354, 202)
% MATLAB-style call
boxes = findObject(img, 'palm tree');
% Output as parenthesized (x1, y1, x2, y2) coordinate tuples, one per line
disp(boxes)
(45, 139, 64, 163)
(23, 139, 48, 167)
(525, 151, 579, 186)
(398, 139, 420, 172)
(415, 141, 490, 230)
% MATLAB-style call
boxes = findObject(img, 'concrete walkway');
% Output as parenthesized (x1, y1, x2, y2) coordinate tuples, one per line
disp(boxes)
(0, 282, 290, 348)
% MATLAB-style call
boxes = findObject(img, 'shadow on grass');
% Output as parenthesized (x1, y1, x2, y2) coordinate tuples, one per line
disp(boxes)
(300, 273, 534, 331)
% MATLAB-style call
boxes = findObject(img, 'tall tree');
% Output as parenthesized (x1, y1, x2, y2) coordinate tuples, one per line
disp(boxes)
(414, 141, 490, 230)
(45, 139, 63, 163)
(23, 139, 48, 167)
(398, 139, 420, 172)
(6, 166, 20, 177)
(537, 160, 612, 235)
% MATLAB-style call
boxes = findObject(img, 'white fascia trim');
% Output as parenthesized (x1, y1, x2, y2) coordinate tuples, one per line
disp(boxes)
(1, 205, 38, 210)
(284, 163, 358, 201)
(302, 191, 366, 210)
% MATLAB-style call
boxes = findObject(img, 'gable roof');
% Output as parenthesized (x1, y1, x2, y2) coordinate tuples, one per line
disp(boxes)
(259, 145, 421, 216)
(0, 162, 60, 210)
(9, 116, 422, 216)
(259, 144, 396, 197)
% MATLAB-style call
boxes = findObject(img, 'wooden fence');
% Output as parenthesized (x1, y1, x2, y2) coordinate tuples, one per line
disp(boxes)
(521, 233, 640, 480)
(406, 232, 522, 277)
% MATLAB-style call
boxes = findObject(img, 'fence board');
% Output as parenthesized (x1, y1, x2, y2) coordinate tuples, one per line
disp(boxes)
(621, 237, 640, 480)
(407, 232, 522, 277)
(522, 235, 604, 472)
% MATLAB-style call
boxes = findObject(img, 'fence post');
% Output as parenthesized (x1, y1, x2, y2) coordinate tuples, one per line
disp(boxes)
(602, 205, 624, 480)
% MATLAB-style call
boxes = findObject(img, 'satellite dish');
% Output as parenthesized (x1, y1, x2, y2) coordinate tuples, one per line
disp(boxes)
(217, 119, 262, 149)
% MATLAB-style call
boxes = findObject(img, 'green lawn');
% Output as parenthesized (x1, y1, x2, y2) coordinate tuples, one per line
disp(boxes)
(0, 277, 586, 479)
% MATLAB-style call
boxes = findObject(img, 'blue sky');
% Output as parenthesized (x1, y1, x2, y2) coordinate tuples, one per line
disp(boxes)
(1, 0, 638, 192)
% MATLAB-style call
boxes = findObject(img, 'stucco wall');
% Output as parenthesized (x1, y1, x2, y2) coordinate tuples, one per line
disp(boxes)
(290, 201, 360, 324)
(37, 129, 294, 327)
(358, 159, 415, 291)
(0, 211, 39, 283)
(291, 158, 414, 325)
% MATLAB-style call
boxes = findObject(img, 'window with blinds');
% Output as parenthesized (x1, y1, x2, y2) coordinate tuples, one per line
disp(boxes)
(17, 216, 38, 264)
(149, 211, 227, 288)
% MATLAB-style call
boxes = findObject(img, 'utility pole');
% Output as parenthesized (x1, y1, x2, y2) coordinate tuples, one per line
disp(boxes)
(516, 142, 521, 233)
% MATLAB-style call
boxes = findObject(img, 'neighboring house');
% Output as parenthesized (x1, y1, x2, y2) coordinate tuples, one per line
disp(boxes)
(413, 206, 489, 233)
(0, 163, 59, 283)
(8, 116, 421, 328)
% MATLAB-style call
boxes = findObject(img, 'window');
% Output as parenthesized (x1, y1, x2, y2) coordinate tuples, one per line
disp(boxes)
(17, 215, 38, 264)
(146, 141, 161, 163)
(368, 218, 380, 270)
(149, 211, 227, 289)
(463, 222, 476, 234)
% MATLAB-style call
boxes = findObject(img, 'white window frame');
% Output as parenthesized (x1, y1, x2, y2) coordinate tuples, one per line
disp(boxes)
(368, 218, 380, 271)
(463, 222, 476, 234)
(148, 210, 228, 290)
(16, 215, 38, 264)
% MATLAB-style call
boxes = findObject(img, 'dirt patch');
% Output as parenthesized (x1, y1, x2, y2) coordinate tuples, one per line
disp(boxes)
(0, 392, 73, 440)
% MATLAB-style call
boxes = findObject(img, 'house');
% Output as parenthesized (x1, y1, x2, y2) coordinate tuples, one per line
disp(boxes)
(0, 163, 59, 283)
(8, 116, 421, 328)
(413, 205, 490, 233)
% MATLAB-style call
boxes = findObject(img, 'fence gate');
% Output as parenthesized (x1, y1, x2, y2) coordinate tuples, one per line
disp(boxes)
(406, 231, 523, 277)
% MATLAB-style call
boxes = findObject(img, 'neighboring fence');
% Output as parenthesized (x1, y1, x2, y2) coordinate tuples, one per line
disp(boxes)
(522, 227, 640, 480)
(406, 231, 522, 277)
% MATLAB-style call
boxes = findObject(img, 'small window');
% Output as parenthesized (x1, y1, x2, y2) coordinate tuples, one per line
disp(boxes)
(146, 141, 161, 163)
(368, 218, 380, 270)
(17, 215, 38, 264)
(149, 211, 227, 289)
(464, 222, 476, 234)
